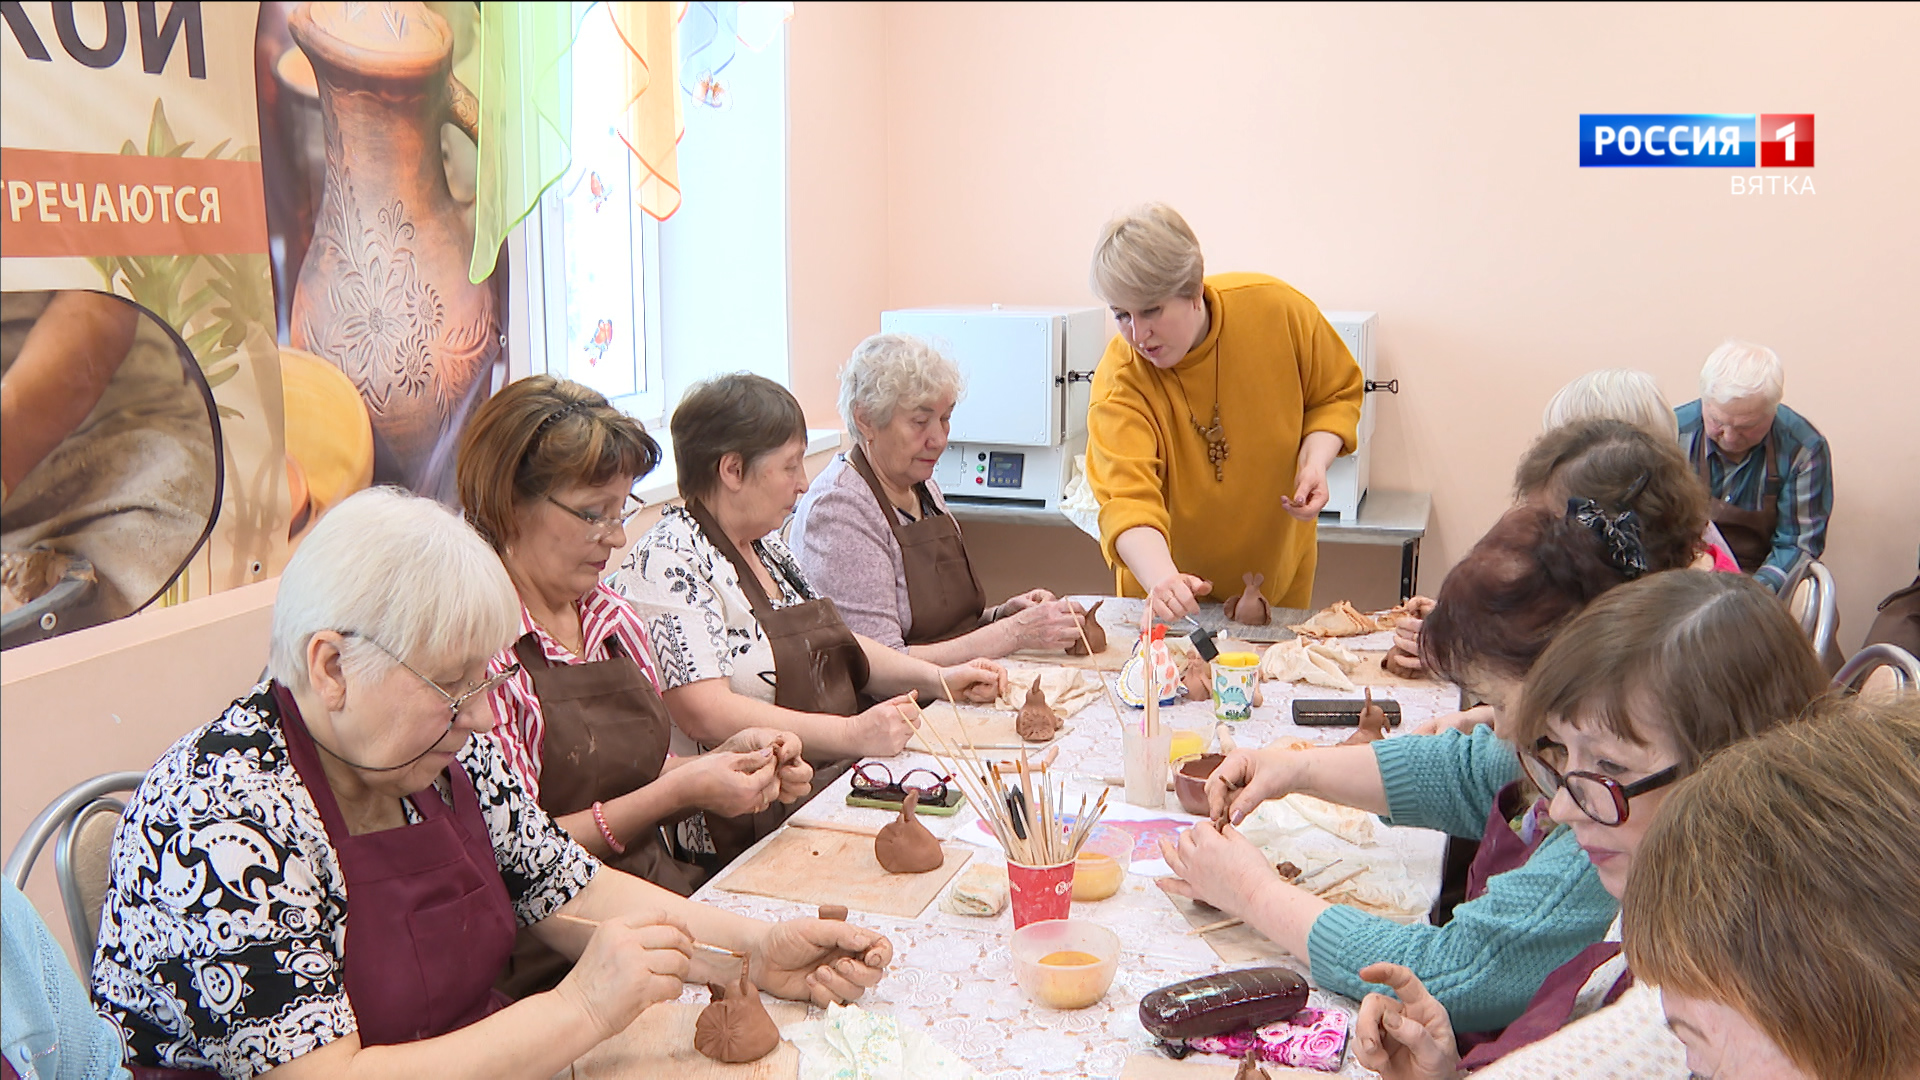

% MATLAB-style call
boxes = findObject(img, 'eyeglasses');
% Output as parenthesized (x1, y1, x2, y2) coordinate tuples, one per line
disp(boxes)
(313, 632, 520, 773)
(1519, 739, 1680, 826)
(547, 493, 646, 540)
(851, 762, 951, 804)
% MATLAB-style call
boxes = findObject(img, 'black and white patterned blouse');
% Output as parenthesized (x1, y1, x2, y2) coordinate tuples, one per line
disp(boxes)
(609, 504, 815, 704)
(91, 683, 599, 1078)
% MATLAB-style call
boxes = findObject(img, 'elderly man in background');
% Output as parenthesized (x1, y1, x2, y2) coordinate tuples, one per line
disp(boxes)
(1674, 340, 1832, 593)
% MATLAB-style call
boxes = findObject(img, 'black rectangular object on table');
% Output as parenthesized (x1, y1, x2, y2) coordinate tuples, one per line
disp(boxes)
(1291, 697, 1403, 727)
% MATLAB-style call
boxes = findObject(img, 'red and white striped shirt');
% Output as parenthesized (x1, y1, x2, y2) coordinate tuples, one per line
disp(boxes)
(484, 583, 664, 800)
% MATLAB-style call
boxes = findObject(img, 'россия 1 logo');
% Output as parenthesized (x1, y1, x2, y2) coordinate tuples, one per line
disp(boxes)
(1579, 114, 1814, 167)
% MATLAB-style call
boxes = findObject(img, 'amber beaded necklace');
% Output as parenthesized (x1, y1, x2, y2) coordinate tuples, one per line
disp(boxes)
(1160, 354, 1229, 481)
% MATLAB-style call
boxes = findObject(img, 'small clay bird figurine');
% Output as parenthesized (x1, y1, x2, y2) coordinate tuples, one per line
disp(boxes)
(1182, 652, 1212, 702)
(1067, 599, 1107, 656)
(1015, 676, 1062, 742)
(694, 969, 782, 1063)
(1224, 572, 1271, 626)
(874, 790, 944, 873)
(1342, 688, 1392, 745)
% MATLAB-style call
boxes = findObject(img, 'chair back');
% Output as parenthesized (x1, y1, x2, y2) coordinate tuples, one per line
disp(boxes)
(1832, 643, 1920, 695)
(4, 772, 147, 967)
(1785, 560, 1838, 661)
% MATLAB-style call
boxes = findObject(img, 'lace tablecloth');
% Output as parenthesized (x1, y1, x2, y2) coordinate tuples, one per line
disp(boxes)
(687, 640, 1460, 1080)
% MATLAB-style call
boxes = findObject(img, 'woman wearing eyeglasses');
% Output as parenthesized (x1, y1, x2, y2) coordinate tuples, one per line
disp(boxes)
(1350, 571, 1826, 1079)
(456, 376, 812, 997)
(92, 488, 892, 1080)
(1165, 495, 1705, 1037)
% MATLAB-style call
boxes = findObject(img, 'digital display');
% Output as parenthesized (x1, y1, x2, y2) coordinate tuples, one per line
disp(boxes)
(986, 451, 1025, 489)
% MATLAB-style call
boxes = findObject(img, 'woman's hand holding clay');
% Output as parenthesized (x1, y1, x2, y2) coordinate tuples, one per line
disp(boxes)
(1352, 963, 1463, 1080)
(1205, 745, 1308, 826)
(1389, 596, 1438, 670)
(747, 918, 894, 1007)
(553, 911, 693, 1041)
(993, 588, 1056, 620)
(939, 659, 1007, 704)
(1156, 820, 1282, 920)
(677, 749, 782, 818)
(712, 728, 813, 802)
(1000, 598, 1086, 652)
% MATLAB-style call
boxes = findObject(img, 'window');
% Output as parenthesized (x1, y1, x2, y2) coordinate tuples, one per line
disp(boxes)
(509, 11, 790, 430)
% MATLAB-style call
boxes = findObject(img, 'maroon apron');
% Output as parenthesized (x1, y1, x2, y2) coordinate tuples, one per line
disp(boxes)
(1459, 941, 1632, 1068)
(846, 447, 988, 645)
(681, 499, 866, 861)
(497, 630, 703, 999)
(1450, 780, 1566, 1054)
(1693, 428, 1780, 573)
(278, 684, 517, 1044)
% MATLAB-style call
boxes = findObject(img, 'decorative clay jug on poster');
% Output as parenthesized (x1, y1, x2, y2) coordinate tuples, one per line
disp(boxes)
(287, 1, 496, 502)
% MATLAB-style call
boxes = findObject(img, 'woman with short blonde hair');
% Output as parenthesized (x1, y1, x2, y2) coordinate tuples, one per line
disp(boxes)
(791, 333, 1085, 661)
(1540, 369, 1677, 443)
(1084, 202, 1364, 618)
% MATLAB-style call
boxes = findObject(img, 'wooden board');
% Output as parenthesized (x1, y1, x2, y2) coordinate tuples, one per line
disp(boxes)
(711, 824, 972, 918)
(906, 705, 1072, 753)
(1121, 1053, 1327, 1079)
(1164, 894, 1294, 966)
(562, 1000, 807, 1080)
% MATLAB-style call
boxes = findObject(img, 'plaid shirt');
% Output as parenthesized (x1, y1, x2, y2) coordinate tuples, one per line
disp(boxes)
(1676, 400, 1833, 593)
(484, 583, 664, 800)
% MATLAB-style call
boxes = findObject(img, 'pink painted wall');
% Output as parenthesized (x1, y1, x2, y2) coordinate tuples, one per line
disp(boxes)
(790, 1, 1920, 647)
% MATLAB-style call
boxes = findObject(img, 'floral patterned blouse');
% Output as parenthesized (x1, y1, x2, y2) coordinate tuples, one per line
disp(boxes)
(91, 683, 599, 1078)
(609, 504, 814, 706)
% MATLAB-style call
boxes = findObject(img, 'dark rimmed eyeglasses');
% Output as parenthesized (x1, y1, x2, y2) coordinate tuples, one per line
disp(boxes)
(851, 763, 951, 804)
(547, 493, 647, 540)
(313, 632, 520, 772)
(1519, 739, 1680, 826)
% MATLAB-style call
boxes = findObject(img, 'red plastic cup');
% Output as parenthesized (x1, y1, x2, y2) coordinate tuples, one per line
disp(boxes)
(1007, 858, 1076, 928)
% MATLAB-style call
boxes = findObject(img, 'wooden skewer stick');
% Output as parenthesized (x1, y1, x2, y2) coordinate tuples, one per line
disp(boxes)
(549, 914, 746, 958)
(1305, 866, 1368, 894)
(1185, 916, 1245, 936)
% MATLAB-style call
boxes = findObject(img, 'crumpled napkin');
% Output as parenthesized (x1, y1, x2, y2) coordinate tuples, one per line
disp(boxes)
(1258, 640, 1357, 691)
(991, 667, 1103, 717)
(785, 1003, 982, 1080)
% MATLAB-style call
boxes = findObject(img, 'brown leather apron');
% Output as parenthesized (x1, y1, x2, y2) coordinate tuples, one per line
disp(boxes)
(682, 499, 866, 861)
(496, 630, 704, 999)
(846, 446, 988, 645)
(1693, 427, 1779, 573)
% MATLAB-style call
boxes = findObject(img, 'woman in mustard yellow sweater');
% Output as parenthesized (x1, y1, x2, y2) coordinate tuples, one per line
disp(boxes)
(1085, 204, 1364, 618)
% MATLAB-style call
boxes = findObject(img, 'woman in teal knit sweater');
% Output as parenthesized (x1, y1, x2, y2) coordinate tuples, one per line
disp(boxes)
(1163, 490, 1703, 1033)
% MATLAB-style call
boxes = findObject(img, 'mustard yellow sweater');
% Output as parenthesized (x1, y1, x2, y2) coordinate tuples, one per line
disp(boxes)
(1086, 273, 1363, 609)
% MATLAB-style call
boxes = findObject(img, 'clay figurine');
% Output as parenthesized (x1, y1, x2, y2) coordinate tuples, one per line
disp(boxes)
(1015, 676, 1063, 742)
(818, 904, 848, 922)
(875, 790, 944, 873)
(1342, 688, 1392, 746)
(1235, 1048, 1271, 1080)
(1067, 599, 1107, 655)
(693, 969, 782, 1063)
(1182, 653, 1212, 702)
(1223, 572, 1271, 625)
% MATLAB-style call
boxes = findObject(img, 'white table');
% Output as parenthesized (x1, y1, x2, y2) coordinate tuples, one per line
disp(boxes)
(682, 619, 1454, 1079)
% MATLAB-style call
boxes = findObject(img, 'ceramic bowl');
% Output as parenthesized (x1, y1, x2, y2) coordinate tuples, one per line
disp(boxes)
(1173, 753, 1226, 816)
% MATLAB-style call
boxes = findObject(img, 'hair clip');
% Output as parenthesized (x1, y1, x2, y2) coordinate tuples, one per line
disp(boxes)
(1567, 497, 1649, 579)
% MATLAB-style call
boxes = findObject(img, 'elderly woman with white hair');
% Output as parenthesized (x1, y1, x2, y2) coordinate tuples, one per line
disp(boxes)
(1085, 203, 1364, 619)
(789, 333, 1084, 661)
(1675, 340, 1832, 592)
(91, 488, 892, 1080)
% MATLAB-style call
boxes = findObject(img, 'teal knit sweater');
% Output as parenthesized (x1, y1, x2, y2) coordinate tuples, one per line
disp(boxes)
(1304, 727, 1617, 1033)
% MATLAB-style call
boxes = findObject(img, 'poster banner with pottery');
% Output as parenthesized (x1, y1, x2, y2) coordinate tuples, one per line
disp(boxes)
(0, 1, 287, 648)
(256, 0, 502, 510)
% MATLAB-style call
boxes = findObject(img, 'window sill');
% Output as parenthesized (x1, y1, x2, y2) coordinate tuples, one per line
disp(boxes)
(634, 427, 846, 508)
